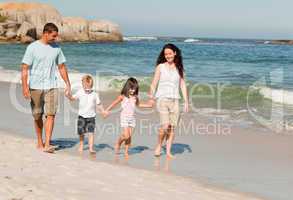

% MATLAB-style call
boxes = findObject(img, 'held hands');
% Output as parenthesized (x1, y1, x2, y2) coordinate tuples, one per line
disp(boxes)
(102, 110, 110, 118)
(64, 84, 72, 99)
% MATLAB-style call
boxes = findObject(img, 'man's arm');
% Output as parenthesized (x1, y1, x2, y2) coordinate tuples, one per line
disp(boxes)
(21, 63, 30, 99)
(58, 63, 71, 97)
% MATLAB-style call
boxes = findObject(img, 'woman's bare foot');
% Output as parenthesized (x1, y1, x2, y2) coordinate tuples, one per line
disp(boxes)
(167, 153, 175, 159)
(154, 145, 162, 157)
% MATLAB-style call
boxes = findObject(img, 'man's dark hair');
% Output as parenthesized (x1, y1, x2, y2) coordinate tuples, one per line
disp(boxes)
(43, 23, 59, 33)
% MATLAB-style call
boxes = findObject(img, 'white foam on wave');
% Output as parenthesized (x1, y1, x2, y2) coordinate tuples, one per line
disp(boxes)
(259, 86, 293, 105)
(184, 38, 200, 43)
(123, 36, 158, 41)
(0, 68, 149, 92)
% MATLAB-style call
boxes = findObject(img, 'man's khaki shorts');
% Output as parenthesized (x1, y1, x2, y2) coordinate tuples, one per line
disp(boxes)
(30, 88, 58, 120)
(157, 98, 180, 128)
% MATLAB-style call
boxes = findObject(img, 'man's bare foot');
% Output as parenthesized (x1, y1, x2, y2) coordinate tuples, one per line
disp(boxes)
(43, 145, 55, 153)
(36, 144, 44, 150)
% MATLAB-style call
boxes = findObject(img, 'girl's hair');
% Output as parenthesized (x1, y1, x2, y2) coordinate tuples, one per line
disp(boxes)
(121, 77, 139, 104)
(82, 75, 94, 88)
(156, 43, 184, 78)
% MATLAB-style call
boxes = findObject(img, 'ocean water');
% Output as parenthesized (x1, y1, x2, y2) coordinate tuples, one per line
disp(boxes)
(1, 37, 293, 108)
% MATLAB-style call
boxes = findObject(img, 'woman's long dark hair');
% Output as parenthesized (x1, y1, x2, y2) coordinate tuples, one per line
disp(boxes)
(121, 77, 139, 104)
(156, 43, 184, 78)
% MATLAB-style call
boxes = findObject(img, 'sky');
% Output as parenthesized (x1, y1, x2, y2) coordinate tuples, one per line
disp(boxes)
(1, 0, 293, 39)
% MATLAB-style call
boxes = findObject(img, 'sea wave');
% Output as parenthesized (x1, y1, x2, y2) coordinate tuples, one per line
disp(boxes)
(184, 38, 201, 43)
(123, 36, 158, 41)
(0, 68, 152, 92)
(258, 86, 293, 105)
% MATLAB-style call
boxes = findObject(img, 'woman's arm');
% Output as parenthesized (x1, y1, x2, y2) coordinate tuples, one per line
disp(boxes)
(138, 99, 154, 108)
(148, 65, 161, 98)
(180, 76, 189, 113)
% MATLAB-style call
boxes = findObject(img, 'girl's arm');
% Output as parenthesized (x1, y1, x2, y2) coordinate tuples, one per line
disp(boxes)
(105, 95, 123, 112)
(96, 104, 105, 113)
(180, 76, 189, 113)
(148, 65, 161, 99)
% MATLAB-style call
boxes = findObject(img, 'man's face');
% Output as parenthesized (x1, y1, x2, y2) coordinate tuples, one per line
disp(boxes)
(44, 31, 58, 43)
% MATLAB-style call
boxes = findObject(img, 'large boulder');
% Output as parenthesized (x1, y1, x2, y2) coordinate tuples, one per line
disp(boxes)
(0, 2, 62, 37)
(16, 21, 36, 38)
(88, 20, 122, 42)
(60, 17, 89, 41)
(0, 2, 123, 43)
(0, 25, 4, 35)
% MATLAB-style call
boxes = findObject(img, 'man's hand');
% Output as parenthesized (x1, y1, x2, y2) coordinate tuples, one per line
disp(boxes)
(64, 84, 71, 98)
(22, 86, 30, 100)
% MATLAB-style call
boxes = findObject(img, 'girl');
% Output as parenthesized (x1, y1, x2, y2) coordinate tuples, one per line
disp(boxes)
(104, 77, 153, 157)
(149, 43, 189, 158)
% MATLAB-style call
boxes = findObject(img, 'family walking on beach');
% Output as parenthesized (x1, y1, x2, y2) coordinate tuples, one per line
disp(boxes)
(21, 23, 189, 158)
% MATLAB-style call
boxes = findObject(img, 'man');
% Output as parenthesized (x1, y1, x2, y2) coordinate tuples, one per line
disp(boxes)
(21, 23, 71, 153)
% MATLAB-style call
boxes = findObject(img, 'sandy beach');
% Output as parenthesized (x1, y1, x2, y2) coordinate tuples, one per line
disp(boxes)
(0, 131, 265, 200)
(0, 81, 292, 200)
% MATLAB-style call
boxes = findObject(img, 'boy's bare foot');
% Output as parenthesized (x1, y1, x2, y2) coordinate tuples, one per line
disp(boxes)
(78, 145, 84, 153)
(124, 152, 129, 159)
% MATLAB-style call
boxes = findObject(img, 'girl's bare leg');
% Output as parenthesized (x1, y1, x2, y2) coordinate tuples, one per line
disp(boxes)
(115, 128, 128, 154)
(124, 128, 133, 157)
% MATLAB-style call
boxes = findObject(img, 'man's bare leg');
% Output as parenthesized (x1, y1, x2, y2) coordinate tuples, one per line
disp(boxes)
(44, 115, 55, 152)
(34, 118, 44, 149)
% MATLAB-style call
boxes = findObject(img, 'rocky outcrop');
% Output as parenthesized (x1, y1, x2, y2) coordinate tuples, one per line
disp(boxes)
(270, 40, 293, 45)
(0, 2, 123, 43)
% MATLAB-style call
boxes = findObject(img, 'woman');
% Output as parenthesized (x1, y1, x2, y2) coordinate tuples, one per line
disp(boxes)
(149, 43, 189, 158)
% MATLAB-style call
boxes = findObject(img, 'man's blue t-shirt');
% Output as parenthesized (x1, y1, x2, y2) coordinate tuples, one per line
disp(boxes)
(22, 40, 66, 90)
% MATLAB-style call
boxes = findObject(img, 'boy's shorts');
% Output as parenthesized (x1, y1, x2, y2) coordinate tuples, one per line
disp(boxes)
(30, 88, 58, 120)
(157, 98, 180, 127)
(77, 116, 96, 135)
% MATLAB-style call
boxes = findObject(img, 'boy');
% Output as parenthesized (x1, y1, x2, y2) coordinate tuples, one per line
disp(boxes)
(69, 75, 104, 153)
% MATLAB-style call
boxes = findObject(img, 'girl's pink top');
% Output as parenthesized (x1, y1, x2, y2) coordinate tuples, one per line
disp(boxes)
(121, 96, 136, 119)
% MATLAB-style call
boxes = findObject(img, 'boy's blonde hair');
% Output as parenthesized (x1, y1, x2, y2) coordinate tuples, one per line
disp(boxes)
(82, 75, 94, 88)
